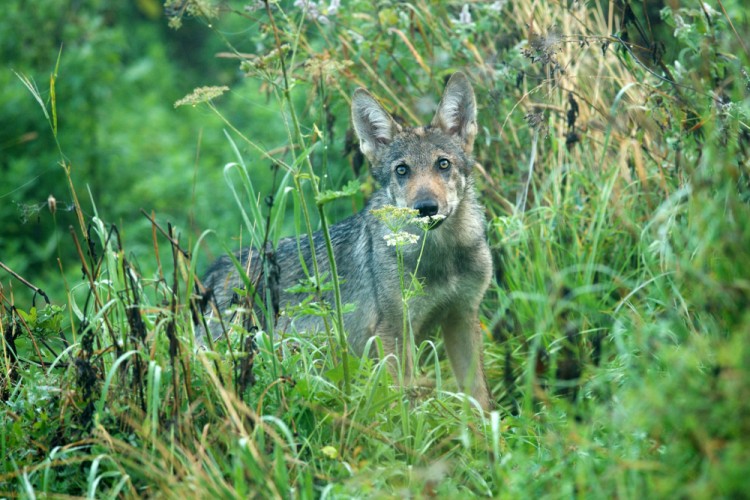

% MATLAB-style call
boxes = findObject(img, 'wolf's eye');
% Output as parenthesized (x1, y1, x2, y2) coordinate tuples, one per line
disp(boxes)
(437, 158, 451, 170)
(395, 164, 409, 176)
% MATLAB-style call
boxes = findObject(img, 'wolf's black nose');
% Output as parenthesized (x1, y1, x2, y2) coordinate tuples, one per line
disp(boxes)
(414, 200, 439, 218)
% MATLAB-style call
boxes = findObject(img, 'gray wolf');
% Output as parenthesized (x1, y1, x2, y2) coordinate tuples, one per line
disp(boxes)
(199, 73, 493, 409)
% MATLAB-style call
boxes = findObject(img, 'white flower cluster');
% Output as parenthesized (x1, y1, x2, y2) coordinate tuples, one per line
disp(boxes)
(456, 2, 507, 26)
(384, 231, 420, 247)
(411, 214, 446, 228)
(294, 0, 340, 25)
(458, 4, 472, 25)
(488, 1, 507, 12)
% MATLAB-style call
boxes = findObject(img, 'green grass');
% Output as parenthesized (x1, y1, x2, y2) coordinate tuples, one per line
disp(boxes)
(2, 0, 750, 497)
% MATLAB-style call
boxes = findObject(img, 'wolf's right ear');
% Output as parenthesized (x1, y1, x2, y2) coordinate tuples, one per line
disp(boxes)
(351, 89, 402, 161)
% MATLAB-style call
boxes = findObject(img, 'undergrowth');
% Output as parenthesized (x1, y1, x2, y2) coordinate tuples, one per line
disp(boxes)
(2, 0, 750, 497)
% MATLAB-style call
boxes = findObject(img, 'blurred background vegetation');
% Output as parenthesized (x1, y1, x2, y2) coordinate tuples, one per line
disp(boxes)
(1, 0, 294, 301)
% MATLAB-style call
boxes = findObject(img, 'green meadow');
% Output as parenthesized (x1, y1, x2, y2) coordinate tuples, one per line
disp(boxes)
(2, 1, 749, 497)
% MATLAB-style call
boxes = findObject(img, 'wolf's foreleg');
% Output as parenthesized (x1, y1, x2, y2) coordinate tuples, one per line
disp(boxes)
(441, 309, 490, 410)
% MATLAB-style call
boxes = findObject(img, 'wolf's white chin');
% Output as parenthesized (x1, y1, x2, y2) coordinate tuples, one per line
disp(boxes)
(427, 215, 448, 230)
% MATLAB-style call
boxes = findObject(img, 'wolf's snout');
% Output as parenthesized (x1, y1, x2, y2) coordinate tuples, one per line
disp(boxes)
(414, 199, 439, 218)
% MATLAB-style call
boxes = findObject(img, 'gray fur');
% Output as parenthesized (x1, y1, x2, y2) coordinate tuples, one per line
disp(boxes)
(198, 73, 493, 409)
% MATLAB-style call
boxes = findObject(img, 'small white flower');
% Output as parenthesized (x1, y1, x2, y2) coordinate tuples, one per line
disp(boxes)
(458, 4, 472, 24)
(244, 0, 266, 13)
(411, 214, 446, 230)
(673, 14, 693, 38)
(384, 232, 420, 247)
(412, 214, 445, 225)
(488, 0, 507, 12)
(702, 3, 718, 17)
(295, 0, 331, 24)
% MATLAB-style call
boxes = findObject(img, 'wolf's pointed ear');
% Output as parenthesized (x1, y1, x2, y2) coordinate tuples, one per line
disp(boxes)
(431, 72, 478, 153)
(351, 89, 402, 161)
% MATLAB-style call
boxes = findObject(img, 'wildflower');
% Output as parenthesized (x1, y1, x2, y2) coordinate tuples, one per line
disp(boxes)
(701, 3, 718, 17)
(673, 14, 693, 39)
(411, 214, 446, 230)
(47, 194, 57, 215)
(384, 232, 420, 247)
(370, 206, 419, 232)
(488, 1, 507, 12)
(174, 86, 230, 108)
(294, 0, 321, 22)
(294, 0, 338, 25)
(244, 0, 266, 13)
(458, 4, 472, 25)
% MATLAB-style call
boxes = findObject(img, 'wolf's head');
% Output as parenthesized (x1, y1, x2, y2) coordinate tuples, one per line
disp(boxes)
(351, 73, 478, 227)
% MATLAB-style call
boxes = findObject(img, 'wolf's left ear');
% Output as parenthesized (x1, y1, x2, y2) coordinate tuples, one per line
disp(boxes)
(431, 72, 478, 153)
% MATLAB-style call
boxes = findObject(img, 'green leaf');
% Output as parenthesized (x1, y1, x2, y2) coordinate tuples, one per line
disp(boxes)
(324, 355, 360, 384)
(315, 180, 361, 205)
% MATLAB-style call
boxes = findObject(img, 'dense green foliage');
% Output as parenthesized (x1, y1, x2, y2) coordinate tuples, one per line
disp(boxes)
(2, 0, 750, 497)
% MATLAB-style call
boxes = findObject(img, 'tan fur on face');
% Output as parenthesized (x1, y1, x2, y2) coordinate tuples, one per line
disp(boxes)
(381, 128, 470, 219)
